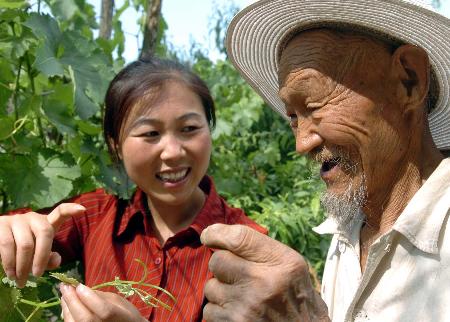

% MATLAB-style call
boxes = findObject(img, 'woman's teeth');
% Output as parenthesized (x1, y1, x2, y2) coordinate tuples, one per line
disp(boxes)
(157, 169, 188, 182)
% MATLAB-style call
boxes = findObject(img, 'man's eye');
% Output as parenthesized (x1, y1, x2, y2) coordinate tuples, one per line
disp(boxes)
(288, 114, 298, 128)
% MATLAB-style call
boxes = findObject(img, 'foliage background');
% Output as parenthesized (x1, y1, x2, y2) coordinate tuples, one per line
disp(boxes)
(0, 0, 328, 320)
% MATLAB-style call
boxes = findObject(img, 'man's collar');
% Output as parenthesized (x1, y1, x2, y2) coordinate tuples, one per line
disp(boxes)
(313, 158, 450, 254)
(392, 158, 450, 254)
(313, 211, 365, 246)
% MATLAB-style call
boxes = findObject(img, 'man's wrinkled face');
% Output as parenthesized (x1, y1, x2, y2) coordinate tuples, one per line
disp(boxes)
(278, 29, 409, 227)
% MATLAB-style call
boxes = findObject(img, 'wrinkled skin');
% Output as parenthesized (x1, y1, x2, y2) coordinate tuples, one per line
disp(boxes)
(201, 28, 443, 321)
(201, 224, 329, 322)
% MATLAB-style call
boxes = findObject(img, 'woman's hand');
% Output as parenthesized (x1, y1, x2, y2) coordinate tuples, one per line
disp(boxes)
(60, 284, 147, 322)
(0, 203, 86, 287)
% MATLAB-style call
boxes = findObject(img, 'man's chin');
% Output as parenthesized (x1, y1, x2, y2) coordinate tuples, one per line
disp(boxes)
(321, 177, 367, 230)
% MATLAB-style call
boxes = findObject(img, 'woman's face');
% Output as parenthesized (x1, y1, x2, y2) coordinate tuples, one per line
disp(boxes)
(119, 81, 212, 208)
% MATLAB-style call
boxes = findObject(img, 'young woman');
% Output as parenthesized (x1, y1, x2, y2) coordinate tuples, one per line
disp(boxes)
(0, 56, 266, 321)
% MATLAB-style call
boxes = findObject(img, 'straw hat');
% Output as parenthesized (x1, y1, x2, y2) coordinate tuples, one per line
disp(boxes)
(226, 0, 450, 150)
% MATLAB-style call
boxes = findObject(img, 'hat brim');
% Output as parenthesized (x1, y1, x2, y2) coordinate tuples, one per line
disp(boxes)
(226, 0, 450, 150)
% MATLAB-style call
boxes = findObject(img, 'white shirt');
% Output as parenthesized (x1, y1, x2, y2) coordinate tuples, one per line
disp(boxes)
(314, 158, 450, 322)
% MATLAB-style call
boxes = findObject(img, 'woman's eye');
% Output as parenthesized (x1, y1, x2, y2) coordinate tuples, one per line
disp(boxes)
(181, 126, 199, 133)
(142, 130, 159, 137)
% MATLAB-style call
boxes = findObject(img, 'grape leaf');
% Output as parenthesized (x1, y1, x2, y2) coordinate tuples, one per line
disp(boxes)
(49, 272, 79, 286)
(0, 153, 81, 209)
(23, 13, 64, 77)
(42, 83, 76, 135)
(0, 0, 26, 9)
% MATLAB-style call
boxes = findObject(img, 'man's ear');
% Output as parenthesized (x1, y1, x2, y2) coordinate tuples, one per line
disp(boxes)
(391, 44, 430, 112)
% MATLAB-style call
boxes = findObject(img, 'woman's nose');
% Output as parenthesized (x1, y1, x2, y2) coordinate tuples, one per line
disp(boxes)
(160, 135, 185, 160)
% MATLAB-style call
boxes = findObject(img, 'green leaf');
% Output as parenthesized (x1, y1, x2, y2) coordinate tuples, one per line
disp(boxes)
(60, 31, 112, 119)
(38, 153, 81, 207)
(0, 267, 42, 322)
(42, 84, 76, 135)
(310, 196, 321, 216)
(46, 0, 78, 20)
(49, 272, 79, 286)
(97, 154, 134, 199)
(0, 116, 14, 140)
(23, 13, 64, 76)
(0, 0, 27, 9)
(0, 153, 81, 209)
(77, 120, 101, 135)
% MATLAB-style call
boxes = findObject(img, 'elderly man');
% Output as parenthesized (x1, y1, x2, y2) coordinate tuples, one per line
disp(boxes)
(200, 0, 450, 321)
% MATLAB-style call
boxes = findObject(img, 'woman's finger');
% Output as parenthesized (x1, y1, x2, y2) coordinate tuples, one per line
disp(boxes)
(60, 283, 99, 322)
(47, 203, 86, 231)
(74, 284, 117, 320)
(60, 297, 75, 322)
(75, 285, 146, 322)
(0, 221, 16, 280)
(30, 216, 55, 277)
(11, 220, 35, 288)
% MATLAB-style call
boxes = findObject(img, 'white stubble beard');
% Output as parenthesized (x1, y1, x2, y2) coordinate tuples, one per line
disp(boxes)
(320, 174, 367, 231)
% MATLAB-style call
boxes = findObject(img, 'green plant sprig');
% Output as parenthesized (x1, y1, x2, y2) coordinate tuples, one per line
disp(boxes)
(4, 259, 176, 321)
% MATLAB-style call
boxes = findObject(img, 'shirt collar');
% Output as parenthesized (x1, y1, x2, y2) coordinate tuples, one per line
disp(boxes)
(116, 188, 149, 238)
(392, 157, 450, 254)
(313, 211, 365, 246)
(313, 158, 450, 254)
(115, 176, 228, 238)
(189, 176, 228, 236)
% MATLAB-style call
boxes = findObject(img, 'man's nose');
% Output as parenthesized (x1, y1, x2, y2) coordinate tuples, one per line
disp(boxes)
(294, 125, 323, 155)
(160, 135, 185, 160)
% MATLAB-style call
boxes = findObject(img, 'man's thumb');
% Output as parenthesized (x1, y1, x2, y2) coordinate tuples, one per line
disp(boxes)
(201, 223, 281, 262)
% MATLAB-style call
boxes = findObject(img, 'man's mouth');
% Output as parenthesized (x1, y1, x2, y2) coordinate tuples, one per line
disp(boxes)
(321, 157, 341, 174)
(156, 168, 190, 183)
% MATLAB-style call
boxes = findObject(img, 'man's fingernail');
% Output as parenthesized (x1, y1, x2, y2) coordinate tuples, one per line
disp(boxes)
(200, 227, 209, 243)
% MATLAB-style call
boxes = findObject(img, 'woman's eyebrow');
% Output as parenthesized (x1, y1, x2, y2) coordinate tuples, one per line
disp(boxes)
(131, 112, 203, 128)
(177, 112, 204, 121)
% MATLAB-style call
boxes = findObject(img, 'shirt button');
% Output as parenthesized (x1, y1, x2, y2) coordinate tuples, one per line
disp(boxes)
(384, 243, 391, 252)
(154, 257, 162, 265)
(355, 310, 368, 321)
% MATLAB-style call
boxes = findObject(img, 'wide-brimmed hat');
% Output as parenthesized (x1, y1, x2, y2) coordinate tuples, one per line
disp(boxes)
(226, 0, 450, 150)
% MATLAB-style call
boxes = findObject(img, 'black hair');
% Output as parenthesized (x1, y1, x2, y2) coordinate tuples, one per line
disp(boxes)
(103, 55, 216, 162)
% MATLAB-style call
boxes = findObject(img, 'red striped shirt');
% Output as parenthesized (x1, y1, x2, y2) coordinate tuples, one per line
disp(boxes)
(7, 176, 266, 321)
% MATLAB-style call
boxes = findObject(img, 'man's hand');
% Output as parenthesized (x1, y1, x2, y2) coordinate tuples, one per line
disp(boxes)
(0, 203, 86, 288)
(60, 283, 147, 322)
(200, 224, 329, 322)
